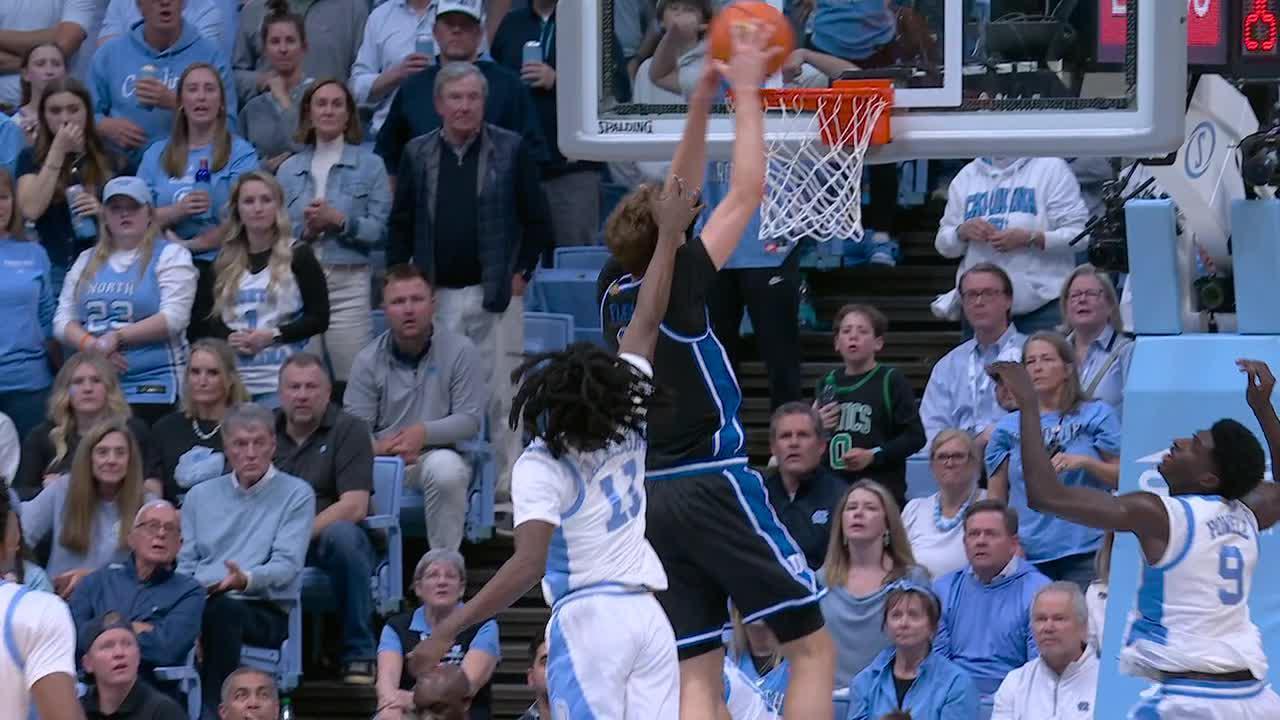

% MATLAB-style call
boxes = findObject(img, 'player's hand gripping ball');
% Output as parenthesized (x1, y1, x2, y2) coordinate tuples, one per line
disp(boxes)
(708, 1, 796, 77)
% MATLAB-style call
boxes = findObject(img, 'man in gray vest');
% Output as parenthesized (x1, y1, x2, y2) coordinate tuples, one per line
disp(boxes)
(387, 61, 552, 499)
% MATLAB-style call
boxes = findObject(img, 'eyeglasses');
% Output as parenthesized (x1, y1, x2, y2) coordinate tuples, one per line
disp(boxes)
(134, 520, 179, 536)
(1068, 289, 1105, 302)
(960, 289, 1005, 302)
(931, 452, 970, 465)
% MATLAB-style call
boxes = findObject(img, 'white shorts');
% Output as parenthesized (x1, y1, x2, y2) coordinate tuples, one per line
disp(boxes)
(546, 587, 679, 720)
(1129, 678, 1280, 719)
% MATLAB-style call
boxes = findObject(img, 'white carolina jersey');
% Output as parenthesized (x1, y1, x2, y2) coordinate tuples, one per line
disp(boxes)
(512, 354, 668, 607)
(0, 582, 77, 720)
(1120, 494, 1268, 679)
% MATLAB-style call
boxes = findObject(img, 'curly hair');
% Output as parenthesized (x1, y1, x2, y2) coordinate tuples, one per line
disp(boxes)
(604, 183, 660, 278)
(509, 343, 658, 458)
(1210, 419, 1266, 500)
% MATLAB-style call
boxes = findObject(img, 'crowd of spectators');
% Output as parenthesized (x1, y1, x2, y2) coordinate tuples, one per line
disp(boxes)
(0, 1, 1138, 719)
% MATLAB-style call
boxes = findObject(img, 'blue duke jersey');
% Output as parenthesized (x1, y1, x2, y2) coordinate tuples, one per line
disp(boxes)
(598, 236, 745, 470)
(511, 354, 668, 607)
(1120, 494, 1269, 680)
(76, 241, 185, 404)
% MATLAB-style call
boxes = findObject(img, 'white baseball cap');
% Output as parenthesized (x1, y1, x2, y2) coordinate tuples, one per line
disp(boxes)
(102, 176, 152, 205)
(436, 0, 483, 21)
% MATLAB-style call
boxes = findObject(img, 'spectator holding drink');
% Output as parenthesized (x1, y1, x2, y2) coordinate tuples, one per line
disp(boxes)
(90, 0, 236, 166)
(139, 63, 257, 264)
(16, 77, 120, 296)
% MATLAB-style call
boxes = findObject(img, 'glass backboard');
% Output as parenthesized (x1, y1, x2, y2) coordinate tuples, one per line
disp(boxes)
(557, 0, 1187, 163)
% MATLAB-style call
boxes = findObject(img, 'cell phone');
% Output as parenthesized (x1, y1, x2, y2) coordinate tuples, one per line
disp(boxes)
(415, 32, 435, 58)
(819, 383, 837, 406)
(522, 40, 542, 65)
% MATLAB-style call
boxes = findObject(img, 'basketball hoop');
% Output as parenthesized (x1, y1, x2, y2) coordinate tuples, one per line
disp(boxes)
(731, 79, 893, 245)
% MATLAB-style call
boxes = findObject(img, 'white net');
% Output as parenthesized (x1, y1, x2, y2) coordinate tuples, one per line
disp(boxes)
(745, 90, 890, 245)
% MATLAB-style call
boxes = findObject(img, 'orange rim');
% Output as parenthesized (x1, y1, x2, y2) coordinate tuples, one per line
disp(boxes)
(756, 78, 894, 147)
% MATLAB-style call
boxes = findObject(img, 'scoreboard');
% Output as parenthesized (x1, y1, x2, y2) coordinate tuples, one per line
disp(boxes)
(1097, 0, 1280, 77)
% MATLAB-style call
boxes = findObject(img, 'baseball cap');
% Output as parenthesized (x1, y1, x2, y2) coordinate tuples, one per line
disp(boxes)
(79, 611, 135, 655)
(435, 0, 483, 21)
(102, 176, 152, 206)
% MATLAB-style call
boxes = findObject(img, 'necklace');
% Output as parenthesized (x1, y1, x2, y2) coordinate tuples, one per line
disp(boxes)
(933, 487, 978, 533)
(191, 416, 222, 442)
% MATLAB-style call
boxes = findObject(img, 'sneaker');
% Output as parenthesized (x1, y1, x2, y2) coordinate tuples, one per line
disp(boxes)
(342, 660, 375, 685)
(867, 231, 898, 266)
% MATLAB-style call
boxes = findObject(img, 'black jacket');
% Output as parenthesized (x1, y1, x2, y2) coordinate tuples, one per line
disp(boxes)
(82, 679, 185, 720)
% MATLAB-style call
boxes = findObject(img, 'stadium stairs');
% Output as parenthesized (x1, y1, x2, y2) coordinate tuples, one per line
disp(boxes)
(294, 212, 960, 720)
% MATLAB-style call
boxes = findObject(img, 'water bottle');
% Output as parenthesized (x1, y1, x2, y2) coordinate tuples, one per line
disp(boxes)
(66, 167, 97, 241)
(193, 158, 213, 221)
(279, 697, 294, 720)
(415, 31, 435, 59)
(797, 277, 818, 330)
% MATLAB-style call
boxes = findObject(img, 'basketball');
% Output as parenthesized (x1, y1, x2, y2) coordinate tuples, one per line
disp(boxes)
(708, 1, 796, 77)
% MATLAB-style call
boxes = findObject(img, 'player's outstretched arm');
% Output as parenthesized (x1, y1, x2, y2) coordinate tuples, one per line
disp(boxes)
(405, 520, 553, 677)
(1239, 359, 1280, 529)
(618, 175, 702, 362)
(988, 362, 1168, 543)
(31, 673, 84, 720)
(666, 61, 719, 198)
(699, 22, 779, 270)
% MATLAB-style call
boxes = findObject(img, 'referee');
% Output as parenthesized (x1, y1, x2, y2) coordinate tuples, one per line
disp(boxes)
(1, 489, 83, 720)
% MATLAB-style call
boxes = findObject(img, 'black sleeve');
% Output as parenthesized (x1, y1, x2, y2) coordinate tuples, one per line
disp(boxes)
(334, 413, 374, 496)
(490, 16, 518, 70)
(277, 244, 330, 343)
(512, 79, 550, 166)
(873, 367, 928, 468)
(189, 264, 227, 341)
(13, 423, 52, 500)
(514, 141, 552, 273)
(375, 91, 407, 175)
(127, 417, 164, 481)
(386, 147, 417, 268)
(14, 147, 36, 178)
(661, 235, 720, 337)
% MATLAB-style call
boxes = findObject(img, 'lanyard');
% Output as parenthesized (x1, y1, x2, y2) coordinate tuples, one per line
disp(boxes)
(538, 17, 556, 62)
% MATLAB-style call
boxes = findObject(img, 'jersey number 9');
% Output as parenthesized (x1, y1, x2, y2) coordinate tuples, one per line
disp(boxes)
(1218, 545, 1245, 606)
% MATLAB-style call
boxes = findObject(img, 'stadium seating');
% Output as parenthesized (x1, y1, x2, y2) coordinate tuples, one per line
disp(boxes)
(240, 587, 304, 693)
(528, 268, 606, 347)
(553, 245, 611, 272)
(153, 649, 203, 720)
(524, 312, 575, 354)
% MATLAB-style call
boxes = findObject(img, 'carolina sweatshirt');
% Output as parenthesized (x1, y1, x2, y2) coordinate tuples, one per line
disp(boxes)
(90, 21, 239, 165)
(934, 158, 1089, 316)
(933, 558, 1051, 697)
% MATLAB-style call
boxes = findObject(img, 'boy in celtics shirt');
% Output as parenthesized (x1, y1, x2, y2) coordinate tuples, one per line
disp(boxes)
(815, 305, 926, 508)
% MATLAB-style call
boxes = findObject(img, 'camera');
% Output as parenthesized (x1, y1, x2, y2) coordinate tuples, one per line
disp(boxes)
(1069, 164, 1157, 274)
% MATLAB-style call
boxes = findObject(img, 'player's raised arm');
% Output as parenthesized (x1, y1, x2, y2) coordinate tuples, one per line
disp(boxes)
(618, 176, 703, 363)
(1238, 359, 1280, 529)
(987, 362, 1167, 539)
(666, 58, 721, 201)
(700, 22, 777, 270)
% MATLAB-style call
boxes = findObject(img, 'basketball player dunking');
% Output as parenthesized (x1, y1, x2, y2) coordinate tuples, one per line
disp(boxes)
(988, 359, 1280, 719)
(598, 21, 836, 720)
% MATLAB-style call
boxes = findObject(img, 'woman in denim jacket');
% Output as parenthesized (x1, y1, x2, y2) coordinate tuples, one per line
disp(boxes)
(278, 78, 390, 398)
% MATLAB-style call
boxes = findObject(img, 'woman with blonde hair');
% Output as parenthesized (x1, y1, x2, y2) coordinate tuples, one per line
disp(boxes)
(13, 353, 161, 500)
(196, 171, 328, 406)
(901, 429, 987, 579)
(821, 479, 930, 689)
(54, 176, 197, 426)
(139, 62, 257, 262)
(987, 331, 1121, 589)
(152, 338, 250, 501)
(20, 418, 155, 597)
(1059, 264, 1132, 417)
(726, 608, 788, 716)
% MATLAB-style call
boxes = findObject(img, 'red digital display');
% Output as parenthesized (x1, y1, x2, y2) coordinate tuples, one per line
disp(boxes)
(1098, 0, 1228, 66)
(1243, 0, 1278, 54)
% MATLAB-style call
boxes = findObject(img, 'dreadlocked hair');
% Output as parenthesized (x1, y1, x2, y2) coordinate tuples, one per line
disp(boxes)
(509, 343, 660, 458)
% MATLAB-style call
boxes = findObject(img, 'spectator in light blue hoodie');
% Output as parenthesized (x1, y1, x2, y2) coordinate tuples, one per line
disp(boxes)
(933, 499, 1049, 717)
(847, 584, 978, 720)
(139, 62, 257, 264)
(90, 0, 237, 167)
